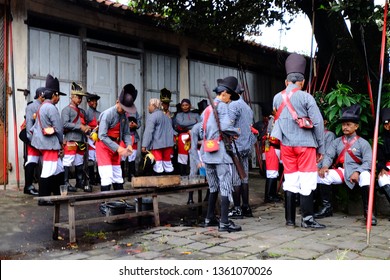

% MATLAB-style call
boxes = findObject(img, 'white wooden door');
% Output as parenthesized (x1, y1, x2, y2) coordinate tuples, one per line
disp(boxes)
(87, 51, 116, 112)
(117, 57, 142, 115)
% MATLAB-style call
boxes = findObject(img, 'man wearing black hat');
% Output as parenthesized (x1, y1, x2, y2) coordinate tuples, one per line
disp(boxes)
(200, 76, 242, 232)
(61, 82, 91, 192)
(96, 84, 135, 191)
(227, 85, 257, 219)
(85, 93, 101, 185)
(375, 108, 390, 220)
(31, 74, 66, 205)
(317, 104, 377, 225)
(160, 88, 173, 118)
(271, 53, 326, 229)
(22, 87, 46, 195)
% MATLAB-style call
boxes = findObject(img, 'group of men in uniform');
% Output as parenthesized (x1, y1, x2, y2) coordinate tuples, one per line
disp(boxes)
(22, 74, 137, 205)
(23, 54, 389, 228)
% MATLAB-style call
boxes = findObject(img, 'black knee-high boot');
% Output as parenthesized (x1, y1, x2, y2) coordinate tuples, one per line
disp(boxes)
(113, 183, 124, 190)
(53, 172, 64, 196)
(361, 185, 377, 226)
(241, 183, 253, 217)
(314, 184, 333, 219)
(64, 166, 77, 192)
(228, 185, 243, 219)
(88, 161, 96, 185)
(219, 195, 242, 232)
(37, 176, 54, 206)
(24, 163, 39, 195)
(220, 195, 231, 224)
(284, 191, 296, 226)
(75, 164, 85, 189)
(300, 192, 326, 229)
(128, 161, 136, 182)
(382, 185, 390, 221)
(101, 184, 111, 191)
(206, 191, 218, 220)
(264, 178, 280, 203)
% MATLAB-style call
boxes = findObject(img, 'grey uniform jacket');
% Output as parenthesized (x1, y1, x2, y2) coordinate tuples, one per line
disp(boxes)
(142, 108, 175, 150)
(228, 96, 256, 152)
(98, 106, 131, 152)
(173, 111, 201, 133)
(85, 106, 101, 128)
(318, 130, 336, 168)
(189, 122, 202, 175)
(61, 105, 88, 142)
(321, 133, 372, 189)
(26, 99, 42, 142)
(30, 100, 63, 150)
(200, 98, 240, 164)
(271, 84, 325, 155)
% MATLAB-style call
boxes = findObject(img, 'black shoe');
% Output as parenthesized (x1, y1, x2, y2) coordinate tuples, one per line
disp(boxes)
(286, 221, 296, 227)
(241, 205, 253, 217)
(199, 217, 219, 227)
(83, 185, 92, 193)
(301, 216, 326, 229)
(314, 205, 333, 219)
(218, 220, 242, 232)
(24, 185, 39, 196)
(38, 200, 54, 206)
(228, 207, 243, 219)
(364, 213, 377, 226)
(65, 182, 77, 192)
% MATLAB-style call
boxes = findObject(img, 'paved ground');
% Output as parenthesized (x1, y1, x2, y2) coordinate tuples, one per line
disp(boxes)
(1, 170, 390, 260)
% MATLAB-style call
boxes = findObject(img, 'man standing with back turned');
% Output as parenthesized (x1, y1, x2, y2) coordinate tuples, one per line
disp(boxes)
(271, 53, 325, 229)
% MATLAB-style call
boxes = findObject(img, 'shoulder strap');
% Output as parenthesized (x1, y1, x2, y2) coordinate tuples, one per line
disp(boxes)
(274, 88, 299, 121)
(333, 135, 361, 167)
(69, 105, 81, 124)
(202, 104, 221, 140)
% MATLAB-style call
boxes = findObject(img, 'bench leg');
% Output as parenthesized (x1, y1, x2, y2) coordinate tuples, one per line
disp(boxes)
(152, 195, 160, 226)
(197, 189, 203, 216)
(68, 202, 76, 243)
(52, 203, 60, 240)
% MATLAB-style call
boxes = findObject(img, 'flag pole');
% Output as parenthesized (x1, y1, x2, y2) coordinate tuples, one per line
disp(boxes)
(366, 0, 388, 244)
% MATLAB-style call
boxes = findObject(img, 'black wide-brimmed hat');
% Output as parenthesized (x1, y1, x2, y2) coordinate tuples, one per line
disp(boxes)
(381, 108, 390, 124)
(119, 83, 137, 114)
(70, 82, 89, 96)
(160, 88, 172, 103)
(44, 74, 66, 96)
(213, 76, 240, 101)
(338, 104, 360, 124)
(87, 93, 101, 102)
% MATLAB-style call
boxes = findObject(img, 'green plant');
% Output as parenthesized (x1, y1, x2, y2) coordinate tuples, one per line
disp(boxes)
(381, 83, 390, 109)
(314, 82, 372, 138)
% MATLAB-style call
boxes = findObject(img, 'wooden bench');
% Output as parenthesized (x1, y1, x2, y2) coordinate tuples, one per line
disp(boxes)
(34, 182, 209, 244)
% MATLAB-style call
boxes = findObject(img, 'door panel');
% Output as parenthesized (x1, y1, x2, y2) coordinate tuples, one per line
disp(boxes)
(87, 51, 116, 112)
(117, 57, 142, 115)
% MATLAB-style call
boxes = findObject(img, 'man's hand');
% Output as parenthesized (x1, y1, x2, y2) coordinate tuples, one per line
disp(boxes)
(81, 124, 91, 134)
(349, 171, 360, 184)
(117, 145, 133, 157)
(318, 167, 329, 178)
(316, 153, 323, 163)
